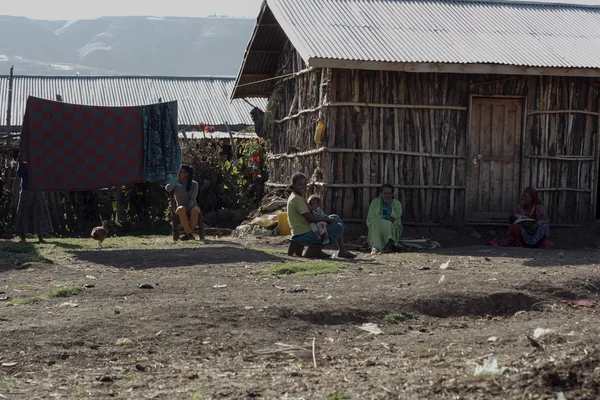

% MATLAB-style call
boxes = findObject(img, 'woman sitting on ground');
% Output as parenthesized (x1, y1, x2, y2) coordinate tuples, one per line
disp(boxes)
(490, 187, 551, 249)
(367, 183, 403, 254)
(287, 172, 355, 259)
(165, 164, 200, 241)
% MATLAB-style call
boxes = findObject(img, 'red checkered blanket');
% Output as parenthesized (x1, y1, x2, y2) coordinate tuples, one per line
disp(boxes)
(20, 96, 180, 191)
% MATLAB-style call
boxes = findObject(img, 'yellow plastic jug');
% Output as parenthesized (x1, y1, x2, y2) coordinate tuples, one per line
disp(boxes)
(314, 120, 325, 144)
(277, 212, 291, 236)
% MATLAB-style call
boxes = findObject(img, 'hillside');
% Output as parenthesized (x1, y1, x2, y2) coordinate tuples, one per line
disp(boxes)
(0, 15, 255, 76)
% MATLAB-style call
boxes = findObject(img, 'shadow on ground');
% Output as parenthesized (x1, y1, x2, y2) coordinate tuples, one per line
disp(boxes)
(69, 246, 286, 269)
(45, 240, 85, 250)
(0, 241, 53, 271)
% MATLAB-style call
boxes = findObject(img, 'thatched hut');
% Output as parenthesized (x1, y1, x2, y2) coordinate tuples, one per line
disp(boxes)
(232, 0, 600, 227)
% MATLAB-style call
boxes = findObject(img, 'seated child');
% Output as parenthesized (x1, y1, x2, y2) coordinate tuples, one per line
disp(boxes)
(307, 195, 330, 245)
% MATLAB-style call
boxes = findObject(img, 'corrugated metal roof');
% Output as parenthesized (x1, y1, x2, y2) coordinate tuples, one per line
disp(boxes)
(181, 131, 259, 140)
(269, 0, 600, 68)
(232, 0, 600, 98)
(0, 76, 267, 127)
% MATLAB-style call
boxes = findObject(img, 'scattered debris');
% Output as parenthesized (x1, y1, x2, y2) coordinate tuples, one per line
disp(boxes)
(358, 323, 383, 335)
(155, 330, 163, 336)
(1, 362, 17, 367)
(98, 375, 123, 383)
(533, 327, 554, 339)
(557, 392, 567, 400)
(259, 197, 287, 213)
(85, 275, 97, 280)
(487, 336, 499, 342)
(474, 358, 506, 377)
(213, 284, 227, 289)
(438, 275, 446, 284)
(526, 335, 544, 352)
(418, 266, 431, 270)
(83, 283, 95, 288)
(59, 301, 78, 308)
(116, 338, 133, 346)
(0, 296, 10, 301)
(397, 238, 441, 250)
(439, 260, 450, 270)
(244, 343, 313, 362)
(291, 286, 308, 293)
(561, 299, 598, 308)
(135, 364, 146, 372)
(557, 252, 565, 259)
(137, 283, 154, 289)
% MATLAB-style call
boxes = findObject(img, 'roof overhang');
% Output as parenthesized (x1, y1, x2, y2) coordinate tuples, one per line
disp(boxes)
(308, 58, 600, 78)
(231, 2, 291, 100)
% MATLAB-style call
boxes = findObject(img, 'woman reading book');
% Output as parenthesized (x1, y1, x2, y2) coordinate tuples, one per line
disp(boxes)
(489, 187, 551, 249)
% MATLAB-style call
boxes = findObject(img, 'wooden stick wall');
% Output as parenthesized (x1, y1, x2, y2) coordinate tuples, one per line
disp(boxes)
(262, 49, 600, 224)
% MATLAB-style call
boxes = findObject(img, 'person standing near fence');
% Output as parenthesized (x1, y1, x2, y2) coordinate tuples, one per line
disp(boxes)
(14, 159, 53, 243)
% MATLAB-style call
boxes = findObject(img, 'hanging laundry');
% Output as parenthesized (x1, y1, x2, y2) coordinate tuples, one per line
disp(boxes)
(141, 101, 181, 184)
(19, 96, 181, 192)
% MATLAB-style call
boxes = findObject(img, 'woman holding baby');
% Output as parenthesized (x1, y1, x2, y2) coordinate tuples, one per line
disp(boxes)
(286, 172, 356, 259)
(489, 187, 551, 249)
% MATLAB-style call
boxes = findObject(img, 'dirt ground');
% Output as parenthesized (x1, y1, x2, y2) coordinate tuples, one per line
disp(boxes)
(0, 234, 599, 400)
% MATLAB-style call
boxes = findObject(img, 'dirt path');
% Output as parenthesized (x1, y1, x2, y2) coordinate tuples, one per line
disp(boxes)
(0, 237, 599, 399)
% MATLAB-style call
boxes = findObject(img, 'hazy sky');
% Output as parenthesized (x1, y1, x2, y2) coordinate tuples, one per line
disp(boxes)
(3, 0, 598, 20)
(3, 0, 265, 20)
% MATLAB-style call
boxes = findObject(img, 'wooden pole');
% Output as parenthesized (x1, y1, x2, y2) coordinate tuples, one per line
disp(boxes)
(273, 102, 468, 124)
(225, 121, 237, 160)
(6, 65, 14, 148)
(268, 146, 466, 160)
(6, 66, 13, 126)
(527, 110, 600, 117)
(592, 107, 600, 220)
(266, 181, 465, 190)
(330, 102, 468, 111)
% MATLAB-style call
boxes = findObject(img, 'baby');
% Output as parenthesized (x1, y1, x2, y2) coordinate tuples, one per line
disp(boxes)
(307, 195, 330, 245)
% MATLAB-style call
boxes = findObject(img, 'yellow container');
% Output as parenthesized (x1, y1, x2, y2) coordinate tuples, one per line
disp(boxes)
(277, 212, 291, 236)
(314, 120, 325, 144)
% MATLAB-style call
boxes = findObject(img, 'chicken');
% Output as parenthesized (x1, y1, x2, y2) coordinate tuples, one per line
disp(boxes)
(91, 220, 109, 248)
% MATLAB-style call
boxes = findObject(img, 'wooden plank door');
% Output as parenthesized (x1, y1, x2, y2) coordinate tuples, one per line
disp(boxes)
(466, 97, 523, 221)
